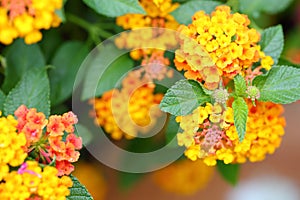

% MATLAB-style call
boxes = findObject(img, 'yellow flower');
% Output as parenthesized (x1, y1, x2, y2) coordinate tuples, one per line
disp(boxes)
(92, 71, 164, 140)
(0, 161, 72, 200)
(0, 0, 63, 45)
(174, 5, 274, 87)
(0, 115, 27, 179)
(178, 100, 285, 166)
(152, 159, 214, 195)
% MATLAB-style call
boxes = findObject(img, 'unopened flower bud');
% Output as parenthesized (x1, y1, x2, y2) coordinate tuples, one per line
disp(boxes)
(212, 88, 229, 104)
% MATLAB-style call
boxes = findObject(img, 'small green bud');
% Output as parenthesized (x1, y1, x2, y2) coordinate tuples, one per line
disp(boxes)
(212, 88, 229, 104)
(246, 86, 260, 102)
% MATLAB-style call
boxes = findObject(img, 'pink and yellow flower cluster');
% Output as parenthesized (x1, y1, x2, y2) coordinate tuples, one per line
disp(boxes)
(0, 105, 82, 199)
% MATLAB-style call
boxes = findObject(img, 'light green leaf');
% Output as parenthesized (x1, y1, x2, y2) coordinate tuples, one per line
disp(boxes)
(217, 161, 240, 185)
(94, 54, 133, 97)
(4, 67, 50, 117)
(160, 79, 211, 116)
(0, 90, 6, 111)
(240, 0, 293, 16)
(2, 39, 45, 93)
(171, 0, 221, 24)
(67, 175, 94, 200)
(232, 97, 248, 142)
(83, 0, 145, 17)
(234, 74, 247, 96)
(260, 25, 284, 65)
(253, 65, 300, 104)
(49, 41, 89, 106)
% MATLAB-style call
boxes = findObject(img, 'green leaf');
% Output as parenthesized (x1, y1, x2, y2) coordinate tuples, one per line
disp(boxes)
(160, 79, 211, 116)
(118, 172, 144, 191)
(4, 67, 50, 117)
(2, 39, 45, 93)
(259, 25, 284, 65)
(49, 41, 89, 106)
(95, 54, 133, 97)
(0, 90, 6, 111)
(240, 0, 293, 17)
(232, 97, 248, 142)
(171, 0, 221, 25)
(253, 65, 300, 104)
(83, 0, 145, 17)
(165, 115, 180, 147)
(80, 43, 127, 101)
(217, 161, 240, 185)
(67, 175, 94, 200)
(233, 74, 247, 96)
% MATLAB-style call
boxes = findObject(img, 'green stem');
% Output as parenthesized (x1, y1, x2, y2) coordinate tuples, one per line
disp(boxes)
(65, 13, 113, 41)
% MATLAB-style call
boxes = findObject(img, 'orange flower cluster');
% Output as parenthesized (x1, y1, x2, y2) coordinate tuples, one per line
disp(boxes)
(177, 101, 285, 166)
(92, 70, 164, 140)
(15, 105, 82, 175)
(174, 5, 274, 90)
(152, 159, 214, 195)
(0, 0, 62, 45)
(115, 0, 179, 60)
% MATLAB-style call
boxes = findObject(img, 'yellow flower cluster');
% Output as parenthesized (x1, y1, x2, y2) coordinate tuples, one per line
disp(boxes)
(152, 159, 214, 195)
(177, 101, 285, 166)
(174, 5, 274, 89)
(0, 114, 27, 180)
(115, 0, 179, 60)
(92, 71, 163, 140)
(0, 161, 72, 200)
(0, 0, 62, 45)
(116, 0, 179, 30)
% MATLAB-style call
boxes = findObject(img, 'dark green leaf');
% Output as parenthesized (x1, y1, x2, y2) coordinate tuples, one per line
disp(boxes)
(81, 44, 129, 101)
(171, 0, 221, 24)
(259, 25, 284, 65)
(95, 54, 133, 97)
(118, 172, 144, 191)
(232, 97, 248, 142)
(4, 67, 50, 117)
(83, 0, 145, 17)
(0, 90, 6, 111)
(39, 29, 63, 62)
(49, 41, 89, 106)
(217, 161, 240, 185)
(2, 39, 45, 93)
(253, 65, 300, 104)
(160, 79, 211, 116)
(67, 175, 94, 200)
(233, 74, 247, 96)
(165, 115, 180, 147)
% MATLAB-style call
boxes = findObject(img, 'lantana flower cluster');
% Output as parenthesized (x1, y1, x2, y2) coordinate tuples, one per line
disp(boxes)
(173, 6, 285, 166)
(175, 5, 274, 90)
(0, 0, 62, 45)
(115, 0, 179, 60)
(177, 101, 285, 166)
(92, 69, 164, 140)
(0, 105, 82, 199)
(152, 159, 214, 195)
